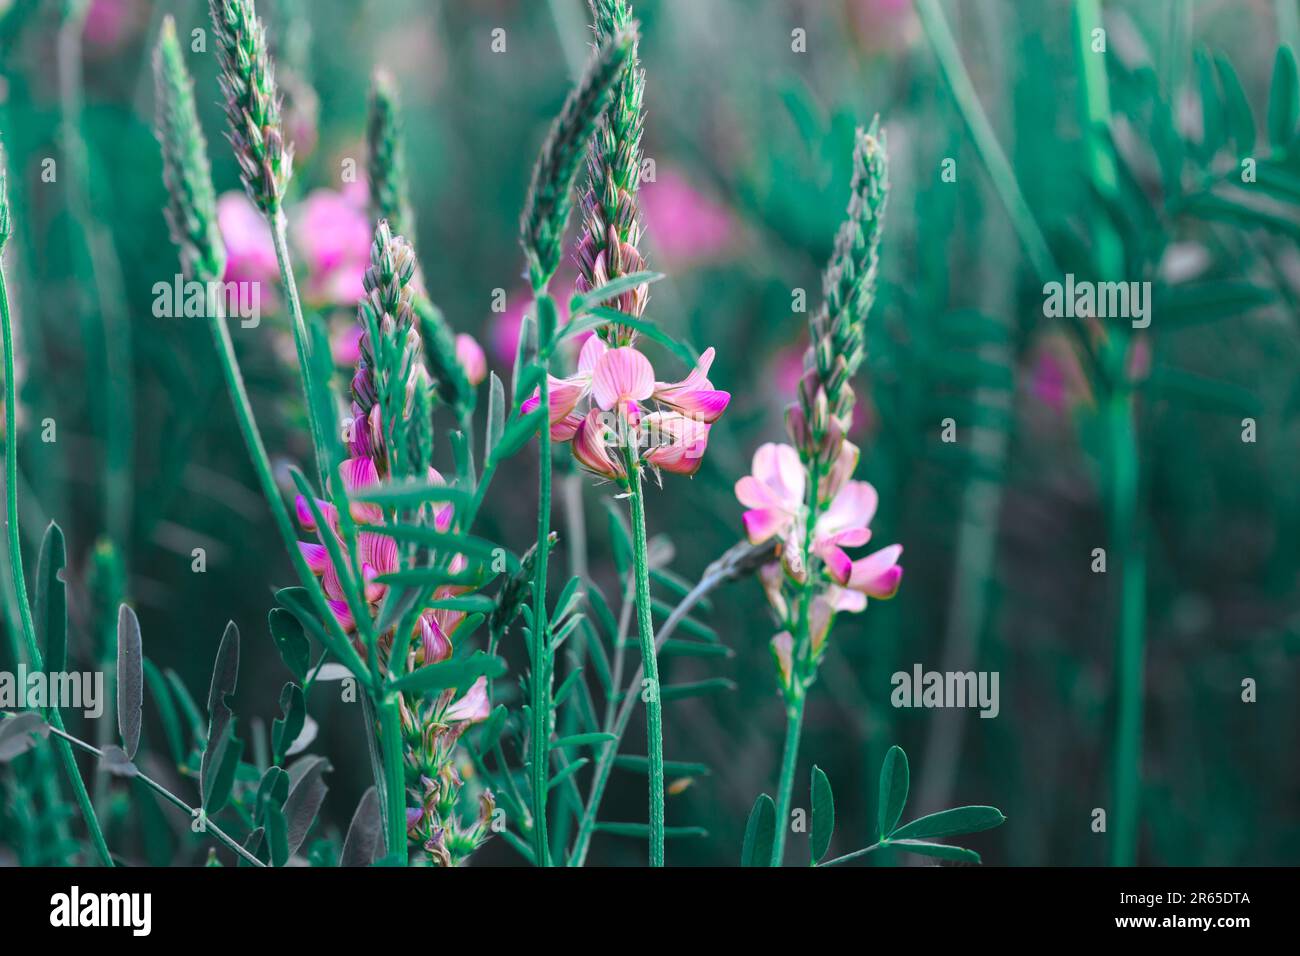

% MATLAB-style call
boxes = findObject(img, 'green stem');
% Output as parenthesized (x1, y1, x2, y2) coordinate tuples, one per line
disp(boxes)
(378, 695, 408, 865)
(770, 695, 805, 866)
(819, 840, 886, 867)
(1106, 390, 1146, 866)
(623, 440, 665, 866)
(47, 726, 263, 867)
(915, 0, 1057, 285)
(2, 258, 112, 867)
(204, 289, 369, 682)
(528, 363, 553, 867)
(269, 210, 331, 488)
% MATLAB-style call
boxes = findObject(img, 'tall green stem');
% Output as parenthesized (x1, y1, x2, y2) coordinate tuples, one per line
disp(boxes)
(2, 258, 112, 867)
(623, 440, 664, 866)
(529, 348, 553, 866)
(204, 290, 369, 681)
(770, 695, 805, 865)
(378, 695, 408, 864)
(1106, 390, 1145, 866)
(269, 210, 331, 488)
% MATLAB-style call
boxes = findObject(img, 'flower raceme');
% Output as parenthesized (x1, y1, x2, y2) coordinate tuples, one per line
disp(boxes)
(522, 336, 730, 480)
(735, 440, 902, 682)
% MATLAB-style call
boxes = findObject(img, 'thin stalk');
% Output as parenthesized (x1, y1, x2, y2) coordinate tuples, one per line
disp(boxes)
(48, 726, 263, 867)
(551, 467, 588, 857)
(204, 288, 369, 681)
(622, 438, 664, 866)
(772, 460, 821, 865)
(269, 210, 331, 488)
(2, 259, 112, 867)
(770, 696, 805, 865)
(1106, 390, 1146, 866)
(820, 840, 886, 867)
(528, 363, 553, 866)
(378, 695, 408, 864)
(914, 0, 1057, 284)
(569, 544, 767, 865)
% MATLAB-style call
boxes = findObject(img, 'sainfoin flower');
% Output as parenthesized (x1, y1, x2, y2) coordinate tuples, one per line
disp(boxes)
(524, 337, 730, 480)
(291, 182, 373, 307)
(736, 439, 902, 671)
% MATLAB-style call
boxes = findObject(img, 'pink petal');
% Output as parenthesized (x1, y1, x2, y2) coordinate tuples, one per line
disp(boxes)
(326, 598, 356, 633)
(576, 335, 608, 374)
(751, 443, 805, 510)
(819, 480, 878, 536)
(591, 347, 655, 411)
(572, 409, 625, 480)
(298, 541, 329, 575)
(455, 333, 487, 386)
(446, 676, 491, 723)
(847, 544, 904, 599)
(743, 507, 796, 546)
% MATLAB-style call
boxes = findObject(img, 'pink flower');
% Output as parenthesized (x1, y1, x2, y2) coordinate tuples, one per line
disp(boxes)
(641, 412, 712, 476)
(446, 677, 491, 723)
(521, 336, 605, 440)
(217, 192, 278, 288)
(652, 348, 730, 423)
(642, 168, 733, 263)
(592, 347, 656, 412)
(84, 0, 141, 52)
(735, 443, 805, 548)
(455, 333, 487, 386)
(572, 409, 626, 481)
(735, 441, 903, 602)
(291, 185, 373, 307)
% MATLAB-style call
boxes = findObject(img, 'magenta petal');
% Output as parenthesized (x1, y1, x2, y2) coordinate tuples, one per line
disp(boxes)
(326, 598, 356, 632)
(821, 545, 853, 585)
(742, 507, 788, 545)
(298, 541, 329, 575)
(848, 544, 904, 599)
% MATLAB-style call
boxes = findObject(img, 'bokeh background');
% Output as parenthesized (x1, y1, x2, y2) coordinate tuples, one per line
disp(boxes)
(2, 0, 1299, 866)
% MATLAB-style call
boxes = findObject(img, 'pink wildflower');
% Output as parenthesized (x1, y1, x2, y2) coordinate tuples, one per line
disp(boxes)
(641, 168, 733, 263)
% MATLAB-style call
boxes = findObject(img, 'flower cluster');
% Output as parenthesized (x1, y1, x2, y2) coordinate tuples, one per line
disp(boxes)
(523, 336, 730, 481)
(293, 221, 492, 864)
(736, 437, 902, 693)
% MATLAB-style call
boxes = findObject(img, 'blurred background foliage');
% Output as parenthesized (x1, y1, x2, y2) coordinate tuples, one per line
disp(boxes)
(2, 0, 1299, 865)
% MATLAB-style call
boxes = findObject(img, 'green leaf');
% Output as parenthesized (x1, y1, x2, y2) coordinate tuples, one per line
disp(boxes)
(486, 371, 505, 461)
(116, 604, 144, 760)
(387, 650, 506, 695)
(741, 793, 776, 867)
(1267, 45, 1298, 147)
(614, 755, 711, 778)
(272, 682, 306, 765)
(891, 805, 1006, 841)
(254, 765, 290, 823)
(269, 608, 310, 683)
(143, 658, 184, 765)
(1195, 48, 1224, 159)
(265, 802, 290, 867)
(878, 745, 909, 838)
(476, 704, 509, 752)
(811, 765, 835, 864)
(340, 787, 382, 867)
(888, 839, 981, 864)
(1157, 281, 1273, 330)
(35, 522, 67, 674)
(494, 406, 546, 461)
(594, 822, 708, 839)
(283, 755, 331, 856)
(352, 481, 473, 510)
(1214, 53, 1255, 156)
(552, 732, 616, 749)
(580, 307, 699, 365)
(0, 712, 50, 762)
(567, 270, 664, 316)
(536, 292, 558, 347)
(200, 721, 242, 814)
